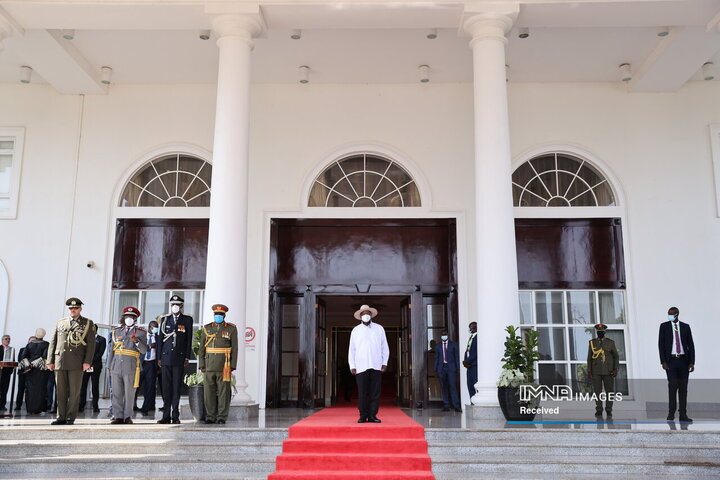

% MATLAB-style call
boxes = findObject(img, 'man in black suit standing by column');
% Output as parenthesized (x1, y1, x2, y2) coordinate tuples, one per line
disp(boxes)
(157, 295, 193, 424)
(79, 329, 106, 413)
(658, 306, 695, 422)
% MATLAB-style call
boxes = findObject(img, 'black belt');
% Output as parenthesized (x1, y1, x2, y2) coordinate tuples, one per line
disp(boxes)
(671, 354, 685, 357)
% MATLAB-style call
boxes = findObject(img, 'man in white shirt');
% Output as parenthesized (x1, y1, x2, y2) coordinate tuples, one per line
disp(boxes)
(348, 304, 389, 423)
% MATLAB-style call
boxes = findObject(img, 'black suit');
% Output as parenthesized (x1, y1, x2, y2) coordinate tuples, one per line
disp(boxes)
(15, 347, 26, 409)
(658, 320, 695, 417)
(79, 335, 106, 410)
(0, 345, 15, 409)
(158, 313, 194, 421)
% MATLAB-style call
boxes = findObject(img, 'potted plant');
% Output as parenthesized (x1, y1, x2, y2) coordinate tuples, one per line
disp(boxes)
(184, 329, 205, 422)
(497, 325, 540, 421)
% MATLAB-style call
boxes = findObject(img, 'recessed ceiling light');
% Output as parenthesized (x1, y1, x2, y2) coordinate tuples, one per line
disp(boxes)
(291, 29, 302, 40)
(419, 65, 430, 83)
(20, 65, 32, 84)
(101, 66, 113, 85)
(518, 27, 529, 39)
(298, 65, 310, 84)
(619, 63, 632, 82)
(426, 29, 438, 40)
(657, 26, 670, 37)
(199, 30, 211, 40)
(61, 29, 75, 40)
(702, 62, 715, 81)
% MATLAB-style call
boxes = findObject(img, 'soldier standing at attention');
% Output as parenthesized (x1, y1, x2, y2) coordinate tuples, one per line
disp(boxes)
(586, 323, 619, 418)
(157, 295, 193, 424)
(198, 304, 237, 425)
(46, 297, 96, 425)
(108, 307, 148, 424)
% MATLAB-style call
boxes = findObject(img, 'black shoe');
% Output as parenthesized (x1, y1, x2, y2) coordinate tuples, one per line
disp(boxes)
(205, 419, 216, 424)
(171, 419, 181, 424)
(111, 418, 125, 425)
(441, 407, 450, 412)
(93, 406, 100, 413)
(367, 417, 381, 423)
(667, 413, 675, 421)
(51, 419, 66, 425)
(679, 415, 693, 422)
(66, 419, 75, 425)
(454, 407, 463, 413)
(157, 418, 171, 424)
(217, 419, 226, 424)
(124, 417, 133, 424)
(78, 407, 84, 412)
(357, 417, 367, 423)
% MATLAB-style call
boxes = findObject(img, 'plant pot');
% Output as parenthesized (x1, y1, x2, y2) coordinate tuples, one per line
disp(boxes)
(188, 385, 206, 422)
(497, 386, 536, 421)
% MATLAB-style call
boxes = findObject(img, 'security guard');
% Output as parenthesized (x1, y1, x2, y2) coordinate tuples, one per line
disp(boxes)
(46, 297, 96, 425)
(586, 323, 619, 418)
(198, 304, 237, 424)
(107, 307, 148, 424)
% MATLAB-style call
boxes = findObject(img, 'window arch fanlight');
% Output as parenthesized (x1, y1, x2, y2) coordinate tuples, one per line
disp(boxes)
(512, 152, 616, 207)
(119, 154, 212, 207)
(308, 153, 421, 207)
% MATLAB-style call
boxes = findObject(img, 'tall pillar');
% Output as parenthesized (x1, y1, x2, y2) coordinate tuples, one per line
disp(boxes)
(205, 14, 262, 404)
(463, 6, 521, 407)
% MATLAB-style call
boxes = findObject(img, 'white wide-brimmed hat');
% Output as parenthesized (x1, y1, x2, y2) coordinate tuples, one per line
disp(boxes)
(354, 304, 378, 320)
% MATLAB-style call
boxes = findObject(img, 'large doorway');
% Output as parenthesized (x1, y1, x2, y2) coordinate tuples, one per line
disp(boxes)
(266, 218, 458, 409)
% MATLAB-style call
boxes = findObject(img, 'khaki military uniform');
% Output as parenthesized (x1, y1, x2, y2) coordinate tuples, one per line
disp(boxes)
(47, 316, 96, 422)
(586, 337, 619, 415)
(107, 326, 148, 420)
(198, 322, 238, 422)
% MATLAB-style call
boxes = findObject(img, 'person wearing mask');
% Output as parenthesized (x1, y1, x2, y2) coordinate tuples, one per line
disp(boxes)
(435, 329, 462, 412)
(21, 330, 50, 415)
(462, 322, 478, 399)
(107, 307, 148, 424)
(14, 336, 35, 411)
(79, 327, 106, 413)
(140, 320, 160, 416)
(157, 295, 193, 424)
(658, 306, 695, 422)
(0, 335, 14, 410)
(348, 304, 389, 424)
(47, 297, 96, 425)
(586, 323, 619, 418)
(198, 304, 238, 425)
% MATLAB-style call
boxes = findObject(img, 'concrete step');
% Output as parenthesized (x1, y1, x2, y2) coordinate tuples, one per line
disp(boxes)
(432, 473, 716, 480)
(427, 442, 720, 458)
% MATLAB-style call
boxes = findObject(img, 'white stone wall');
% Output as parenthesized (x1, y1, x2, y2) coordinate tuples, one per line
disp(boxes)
(0, 80, 718, 405)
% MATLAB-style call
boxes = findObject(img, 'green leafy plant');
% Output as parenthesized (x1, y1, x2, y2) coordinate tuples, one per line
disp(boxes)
(184, 371, 204, 386)
(192, 328, 203, 357)
(498, 325, 540, 384)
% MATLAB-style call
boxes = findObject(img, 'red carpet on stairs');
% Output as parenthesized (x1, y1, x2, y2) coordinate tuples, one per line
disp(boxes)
(268, 405, 435, 480)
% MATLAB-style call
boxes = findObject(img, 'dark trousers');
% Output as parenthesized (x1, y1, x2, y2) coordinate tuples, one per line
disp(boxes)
(356, 369, 382, 420)
(591, 374, 615, 413)
(666, 356, 690, 415)
(161, 364, 184, 421)
(140, 360, 158, 412)
(55, 369, 83, 421)
(79, 366, 102, 409)
(0, 368, 11, 408)
(15, 373, 26, 408)
(466, 363, 477, 399)
(438, 364, 460, 409)
(47, 373, 55, 410)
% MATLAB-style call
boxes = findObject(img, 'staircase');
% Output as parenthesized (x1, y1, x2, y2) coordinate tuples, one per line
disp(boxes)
(427, 427, 720, 479)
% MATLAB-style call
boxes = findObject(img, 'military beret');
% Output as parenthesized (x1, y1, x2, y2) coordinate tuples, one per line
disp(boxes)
(594, 323, 608, 331)
(123, 306, 141, 317)
(212, 304, 229, 315)
(169, 295, 184, 304)
(66, 297, 83, 307)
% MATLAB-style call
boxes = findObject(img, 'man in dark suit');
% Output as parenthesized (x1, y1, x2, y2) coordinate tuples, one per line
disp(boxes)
(79, 327, 106, 413)
(658, 306, 695, 422)
(14, 336, 35, 411)
(435, 329, 461, 412)
(157, 295, 193, 424)
(0, 335, 15, 410)
(462, 322, 477, 400)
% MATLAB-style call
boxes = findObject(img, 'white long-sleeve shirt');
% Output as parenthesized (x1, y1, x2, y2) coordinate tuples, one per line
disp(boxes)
(348, 321, 389, 374)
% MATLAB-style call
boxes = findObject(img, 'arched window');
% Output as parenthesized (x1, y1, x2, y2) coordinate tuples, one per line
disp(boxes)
(512, 153, 616, 207)
(119, 154, 212, 207)
(308, 153, 421, 207)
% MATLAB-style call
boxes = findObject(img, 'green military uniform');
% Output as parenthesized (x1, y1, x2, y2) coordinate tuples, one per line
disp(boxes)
(198, 304, 238, 424)
(47, 298, 96, 424)
(586, 323, 619, 417)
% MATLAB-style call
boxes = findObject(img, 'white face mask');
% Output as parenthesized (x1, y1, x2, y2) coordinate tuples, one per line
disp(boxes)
(361, 314, 371, 322)
(171, 305, 181, 314)
(441, 335, 448, 341)
(124, 317, 135, 327)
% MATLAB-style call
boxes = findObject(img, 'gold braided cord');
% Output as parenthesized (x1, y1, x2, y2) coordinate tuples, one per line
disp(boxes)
(590, 340, 606, 363)
(67, 319, 90, 347)
(203, 326, 217, 348)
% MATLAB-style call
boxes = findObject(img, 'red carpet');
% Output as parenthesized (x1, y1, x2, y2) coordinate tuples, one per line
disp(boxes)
(268, 405, 435, 480)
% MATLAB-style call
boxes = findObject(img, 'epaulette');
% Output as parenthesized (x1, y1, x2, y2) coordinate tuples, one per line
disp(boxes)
(136, 327, 147, 332)
(225, 322, 236, 327)
(204, 322, 215, 327)
(113, 325, 124, 330)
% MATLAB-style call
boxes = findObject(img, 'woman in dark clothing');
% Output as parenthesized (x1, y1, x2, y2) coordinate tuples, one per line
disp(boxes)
(22, 328, 50, 414)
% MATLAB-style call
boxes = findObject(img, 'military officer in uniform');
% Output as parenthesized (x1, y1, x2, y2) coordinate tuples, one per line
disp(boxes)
(157, 295, 193, 424)
(46, 297, 96, 425)
(198, 304, 238, 425)
(107, 307, 148, 424)
(586, 323, 619, 418)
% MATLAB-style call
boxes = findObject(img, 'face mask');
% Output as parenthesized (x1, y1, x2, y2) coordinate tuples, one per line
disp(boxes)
(469, 329, 474, 334)
(151, 327, 159, 334)
(171, 305, 181, 314)
(124, 317, 135, 327)
(668, 315, 676, 322)
(597, 331, 605, 338)
(441, 335, 448, 341)
(214, 314, 224, 324)
(361, 314, 371, 322)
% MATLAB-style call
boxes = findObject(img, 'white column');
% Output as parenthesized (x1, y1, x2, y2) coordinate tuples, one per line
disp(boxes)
(463, 8, 520, 406)
(205, 14, 261, 404)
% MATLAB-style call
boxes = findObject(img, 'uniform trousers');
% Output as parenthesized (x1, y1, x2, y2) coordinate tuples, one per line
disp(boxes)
(111, 371, 136, 419)
(591, 374, 614, 413)
(666, 355, 690, 415)
(204, 371, 231, 421)
(161, 364, 184, 421)
(55, 369, 83, 421)
(356, 369, 382, 420)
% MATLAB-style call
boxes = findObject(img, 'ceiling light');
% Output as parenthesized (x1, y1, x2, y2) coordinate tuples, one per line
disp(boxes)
(702, 62, 715, 81)
(199, 30, 211, 40)
(426, 29, 438, 40)
(419, 65, 430, 83)
(619, 63, 632, 82)
(100, 66, 113, 85)
(291, 29, 302, 40)
(505, 64, 510, 82)
(298, 65, 309, 84)
(518, 27, 529, 39)
(61, 29, 75, 40)
(20, 65, 31, 84)
(657, 26, 669, 37)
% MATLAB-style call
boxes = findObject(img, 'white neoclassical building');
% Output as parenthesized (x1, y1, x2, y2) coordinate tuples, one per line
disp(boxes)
(0, 0, 719, 411)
